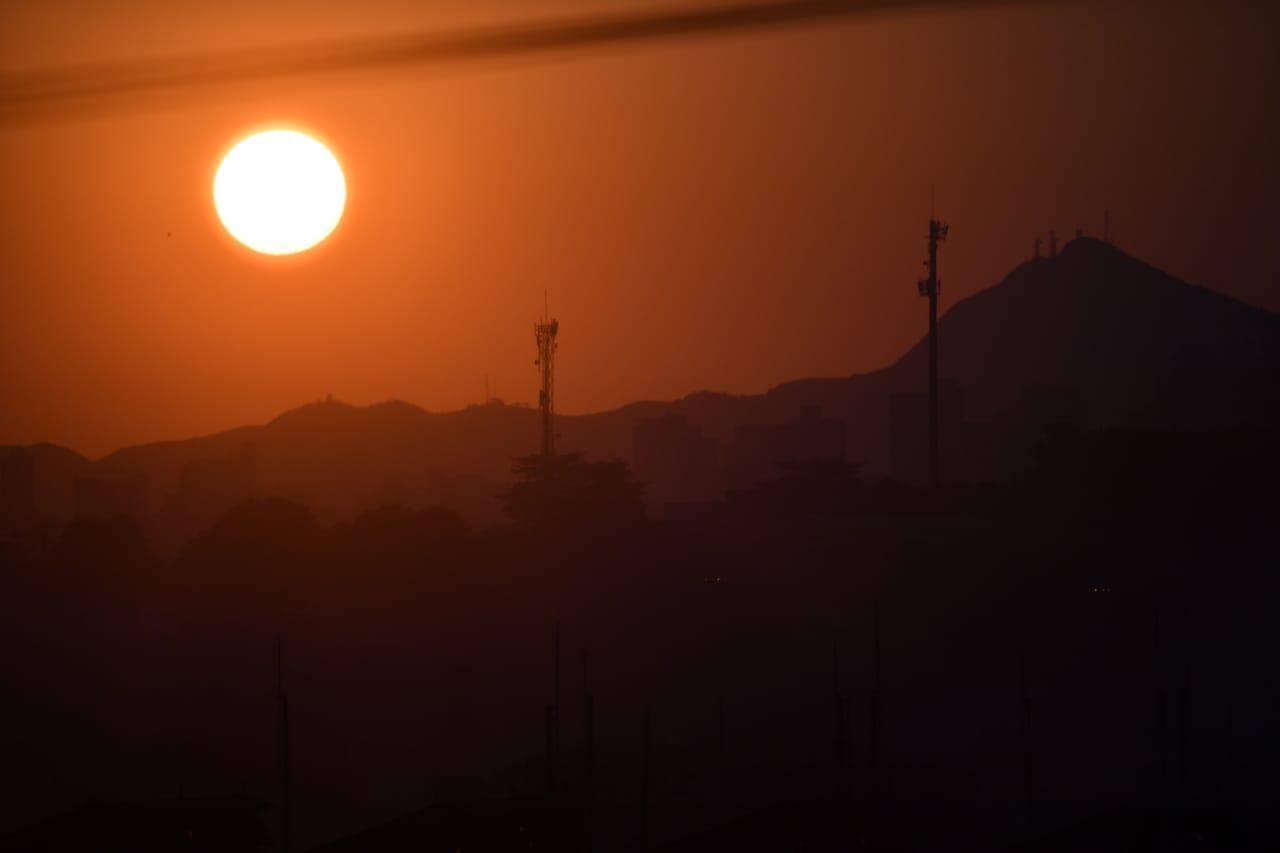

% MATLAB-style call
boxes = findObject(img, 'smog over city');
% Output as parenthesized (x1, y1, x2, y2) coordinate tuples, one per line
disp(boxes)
(1, 1, 1277, 850)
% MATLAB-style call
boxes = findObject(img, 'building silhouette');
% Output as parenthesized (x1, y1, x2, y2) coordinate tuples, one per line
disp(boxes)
(1, 796, 271, 852)
(890, 380, 964, 486)
(175, 443, 257, 520)
(73, 473, 148, 519)
(314, 798, 583, 852)
(724, 405, 845, 491)
(0, 447, 36, 526)
(632, 414, 723, 510)
(891, 382, 1087, 484)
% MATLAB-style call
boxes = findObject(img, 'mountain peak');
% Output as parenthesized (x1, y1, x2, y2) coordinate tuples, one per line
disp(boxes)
(266, 398, 430, 432)
(884, 236, 1280, 427)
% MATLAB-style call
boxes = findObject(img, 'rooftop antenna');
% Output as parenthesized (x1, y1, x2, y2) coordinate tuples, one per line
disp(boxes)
(1034, 237, 1042, 260)
(534, 292, 560, 456)
(276, 635, 291, 853)
(917, 197, 948, 488)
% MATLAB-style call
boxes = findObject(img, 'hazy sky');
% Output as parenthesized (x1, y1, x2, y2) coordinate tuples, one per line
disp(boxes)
(1, 0, 1277, 456)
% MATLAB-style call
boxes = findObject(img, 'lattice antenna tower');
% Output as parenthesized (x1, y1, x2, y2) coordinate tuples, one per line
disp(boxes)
(534, 293, 560, 456)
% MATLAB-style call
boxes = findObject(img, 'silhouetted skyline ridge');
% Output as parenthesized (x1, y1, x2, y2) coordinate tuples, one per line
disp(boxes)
(5, 237, 1276, 521)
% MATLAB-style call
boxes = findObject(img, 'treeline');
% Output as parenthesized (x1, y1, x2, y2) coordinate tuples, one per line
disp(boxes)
(0, 429, 1277, 847)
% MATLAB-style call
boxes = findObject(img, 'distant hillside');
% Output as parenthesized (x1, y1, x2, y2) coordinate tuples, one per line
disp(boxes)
(0, 443, 90, 520)
(581, 237, 1280, 471)
(883, 237, 1280, 426)
(10, 237, 1278, 523)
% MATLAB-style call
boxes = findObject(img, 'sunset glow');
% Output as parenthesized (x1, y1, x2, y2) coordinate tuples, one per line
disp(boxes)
(213, 129, 346, 255)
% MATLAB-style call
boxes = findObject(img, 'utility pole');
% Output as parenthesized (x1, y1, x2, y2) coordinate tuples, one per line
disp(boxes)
(546, 622, 563, 797)
(555, 620, 561, 770)
(545, 704, 555, 796)
(717, 694, 727, 800)
(868, 602, 882, 797)
(583, 649, 594, 853)
(276, 635, 290, 853)
(832, 638, 847, 799)
(1017, 644, 1034, 803)
(917, 211, 948, 488)
(641, 707, 652, 850)
(534, 293, 559, 457)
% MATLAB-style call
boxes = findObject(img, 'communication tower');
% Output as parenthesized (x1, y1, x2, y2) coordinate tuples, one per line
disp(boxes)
(534, 297, 559, 456)
(918, 214, 948, 488)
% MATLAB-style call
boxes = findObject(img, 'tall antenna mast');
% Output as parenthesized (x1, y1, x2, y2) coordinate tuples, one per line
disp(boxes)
(534, 293, 560, 456)
(917, 206, 948, 488)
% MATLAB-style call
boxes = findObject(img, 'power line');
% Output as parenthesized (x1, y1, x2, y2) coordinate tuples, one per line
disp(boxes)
(1, 0, 1051, 124)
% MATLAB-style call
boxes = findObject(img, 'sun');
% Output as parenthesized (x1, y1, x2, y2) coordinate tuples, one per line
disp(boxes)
(213, 129, 346, 256)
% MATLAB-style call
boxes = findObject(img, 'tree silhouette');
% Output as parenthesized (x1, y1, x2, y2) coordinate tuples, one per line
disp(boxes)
(500, 452, 645, 531)
(325, 504, 469, 583)
(731, 459, 867, 518)
(179, 498, 318, 599)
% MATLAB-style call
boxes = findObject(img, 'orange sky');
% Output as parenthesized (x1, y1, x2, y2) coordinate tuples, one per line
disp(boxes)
(1, 0, 1277, 457)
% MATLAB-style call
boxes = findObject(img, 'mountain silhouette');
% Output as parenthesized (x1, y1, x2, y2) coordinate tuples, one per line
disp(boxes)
(885, 237, 1280, 426)
(7, 237, 1277, 526)
(753, 236, 1280, 469)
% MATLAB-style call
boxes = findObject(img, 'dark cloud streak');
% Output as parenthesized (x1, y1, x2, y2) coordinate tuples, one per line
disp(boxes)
(0, 0, 1056, 124)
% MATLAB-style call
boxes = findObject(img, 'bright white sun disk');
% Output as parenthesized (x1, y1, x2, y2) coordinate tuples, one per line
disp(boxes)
(213, 129, 346, 255)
